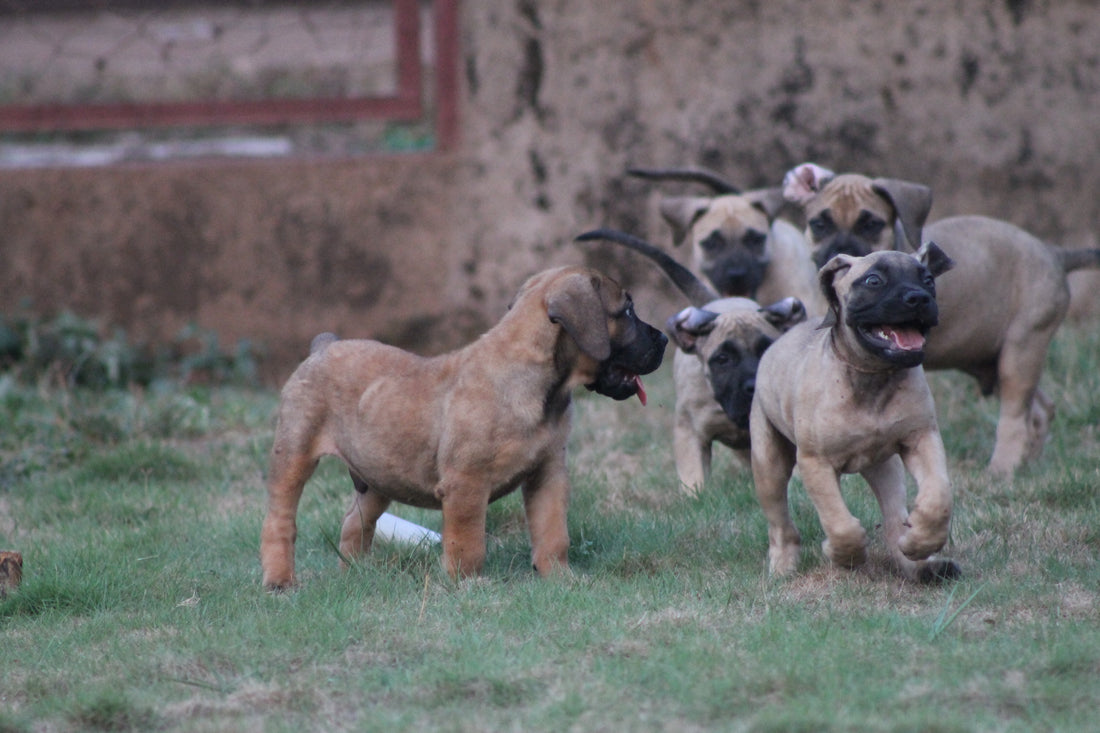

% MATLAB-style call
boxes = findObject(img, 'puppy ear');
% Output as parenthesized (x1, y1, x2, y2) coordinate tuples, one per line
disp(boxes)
(870, 178, 932, 251)
(916, 240, 955, 278)
(666, 307, 718, 353)
(659, 196, 712, 246)
(759, 297, 806, 331)
(546, 273, 612, 361)
(816, 254, 855, 328)
(744, 187, 787, 223)
(782, 163, 835, 205)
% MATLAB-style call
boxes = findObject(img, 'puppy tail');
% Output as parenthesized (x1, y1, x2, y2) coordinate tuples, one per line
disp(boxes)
(310, 332, 339, 354)
(626, 166, 741, 195)
(575, 228, 720, 308)
(1058, 247, 1100, 274)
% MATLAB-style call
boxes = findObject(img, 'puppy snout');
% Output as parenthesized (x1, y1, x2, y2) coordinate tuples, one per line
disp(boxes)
(903, 289, 932, 308)
(742, 378, 756, 396)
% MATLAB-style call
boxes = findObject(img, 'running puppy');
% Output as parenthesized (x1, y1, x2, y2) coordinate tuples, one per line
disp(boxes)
(783, 162, 1100, 476)
(750, 244, 961, 582)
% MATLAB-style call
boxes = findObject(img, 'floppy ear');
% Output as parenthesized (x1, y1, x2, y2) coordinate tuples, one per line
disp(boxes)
(666, 306, 718, 353)
(782, 163, 835, 205)
(816, 254, 855, 329)
(659, 196, 713, 246)
(870, 178, 932, 251)
(546, 273, 611, 361)
(916, 240, 955, 278)
(744, 187, 787, 222)
(759, 297, 806, 331)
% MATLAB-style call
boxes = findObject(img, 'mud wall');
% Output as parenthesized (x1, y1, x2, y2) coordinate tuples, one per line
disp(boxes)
(2, 0, 1098, 382)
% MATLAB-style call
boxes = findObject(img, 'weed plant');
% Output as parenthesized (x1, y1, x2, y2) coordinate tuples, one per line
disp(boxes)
(1, 322, 1098, 732)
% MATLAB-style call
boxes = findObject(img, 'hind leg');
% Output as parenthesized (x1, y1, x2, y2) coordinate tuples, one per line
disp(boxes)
(989, 339, 1055, 477)
(261, 438, 320, 590)
(339, 472, 391, 566)
(1025, 387, 1055, 462)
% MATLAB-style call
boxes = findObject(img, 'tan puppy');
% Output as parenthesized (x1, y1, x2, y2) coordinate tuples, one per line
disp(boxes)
(750, 244, 961, 582)
(260, 266, 667, 589)
(784, 162, 1100, 476)
(628, 168, 826, 315)
(666, 297, 805, 490)
(576, 228, 806, 491)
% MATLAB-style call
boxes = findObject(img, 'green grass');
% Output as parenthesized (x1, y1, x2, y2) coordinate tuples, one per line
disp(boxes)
(2, 325, 1099, 732)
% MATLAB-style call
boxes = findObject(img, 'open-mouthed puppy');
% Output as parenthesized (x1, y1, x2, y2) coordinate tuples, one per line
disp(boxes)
(260, 266, 667, 589)
(575, 229, 804, 491)
(783, 162, 1100, 476)
(750, 244, 961, 582)
(628, 167, 826, 315)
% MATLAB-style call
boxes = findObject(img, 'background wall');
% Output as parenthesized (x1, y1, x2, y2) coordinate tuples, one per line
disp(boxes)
(2, 0, 1098, 381)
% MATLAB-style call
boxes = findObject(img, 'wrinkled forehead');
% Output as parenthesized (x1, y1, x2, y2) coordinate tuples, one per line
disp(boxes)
(705, 313, 782, 350)
(851, 251, 924, 281)
(814, 174, 893, 215)
(695, 195, 769, 232)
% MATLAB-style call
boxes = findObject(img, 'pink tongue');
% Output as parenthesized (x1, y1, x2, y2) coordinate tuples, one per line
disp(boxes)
(632, 375, 647, 406)
(885, 326, 925, 351)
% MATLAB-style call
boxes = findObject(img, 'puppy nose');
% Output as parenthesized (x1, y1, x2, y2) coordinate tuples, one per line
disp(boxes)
(742, 378, 756, 396)
(904, 289, 931, 308)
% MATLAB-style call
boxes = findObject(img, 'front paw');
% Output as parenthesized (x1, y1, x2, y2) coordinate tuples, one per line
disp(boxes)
(822, 524, 868, 568)
(898, 527, 947, 561)
(768, 542, 801, 576)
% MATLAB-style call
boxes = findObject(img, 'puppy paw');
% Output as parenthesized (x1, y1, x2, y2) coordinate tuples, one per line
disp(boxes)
(768, 543, 801, 576)
(915, 558, 962, 585)
(263, 577, 297, 593)
(821, 524, 868, 569)
(898, 527, 947, 561)
(822, 538, 868, 569)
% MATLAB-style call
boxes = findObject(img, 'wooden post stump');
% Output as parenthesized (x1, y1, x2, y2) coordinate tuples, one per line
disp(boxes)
(0, 551, 23, 597)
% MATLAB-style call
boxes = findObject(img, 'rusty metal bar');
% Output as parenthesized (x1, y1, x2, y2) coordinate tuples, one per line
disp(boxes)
(0, 0, 424, 132)
(433, 0, 460, 151)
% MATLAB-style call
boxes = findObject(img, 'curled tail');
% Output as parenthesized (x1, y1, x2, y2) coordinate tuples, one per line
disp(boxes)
(575, 228, 719, 307)
(626, 166, 740, 195)
(1058, 247, 1100, 274)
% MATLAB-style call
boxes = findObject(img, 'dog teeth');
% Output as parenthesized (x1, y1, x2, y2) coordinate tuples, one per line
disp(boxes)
(875, 326, 925, 351)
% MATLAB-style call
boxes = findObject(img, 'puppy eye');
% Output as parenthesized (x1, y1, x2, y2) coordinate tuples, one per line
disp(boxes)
(700, 231, 725, 252)
(855, 212, 886, 238)
(862, 273, 884, 287)
(710, 350, 741, 368)
(808, 216, 834, 241)
(743, 230, 767, 250)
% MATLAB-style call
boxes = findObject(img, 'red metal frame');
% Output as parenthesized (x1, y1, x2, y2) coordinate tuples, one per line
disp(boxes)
(0, 0, 459, 150)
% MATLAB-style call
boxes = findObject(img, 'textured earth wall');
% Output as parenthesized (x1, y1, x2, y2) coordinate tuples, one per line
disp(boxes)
(2, 0, 1098, 381)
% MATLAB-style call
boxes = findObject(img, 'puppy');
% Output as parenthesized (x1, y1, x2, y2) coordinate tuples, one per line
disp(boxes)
(784, 162, 1100, 476)
(260, 266, 667, 589)
(628, 167, 826, 314)
(666, 297, 805, 490)
(750, 244, 961, 582)
(576, 229, 805, 491)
